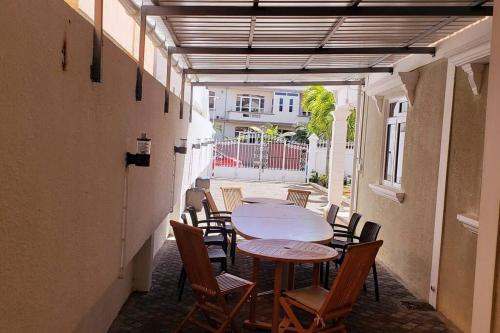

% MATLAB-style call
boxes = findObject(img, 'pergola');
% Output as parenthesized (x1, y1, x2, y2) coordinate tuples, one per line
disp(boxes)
(91, 0, 494, 118)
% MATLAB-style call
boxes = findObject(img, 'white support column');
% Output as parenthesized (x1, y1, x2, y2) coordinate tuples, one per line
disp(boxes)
(307, 134, 319, 182)
(328, 105, 350, 206)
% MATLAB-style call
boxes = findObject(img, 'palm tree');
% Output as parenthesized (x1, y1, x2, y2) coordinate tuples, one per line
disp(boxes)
(302, 86, 336, 139)
(302, 86, 336, 174)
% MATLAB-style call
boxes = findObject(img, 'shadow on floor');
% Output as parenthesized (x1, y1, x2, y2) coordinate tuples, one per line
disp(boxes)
(109, 240, 450, 333)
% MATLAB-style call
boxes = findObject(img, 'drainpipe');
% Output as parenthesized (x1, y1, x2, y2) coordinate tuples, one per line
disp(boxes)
(119, 168, 129, 278)
(352, 79, 368, 214)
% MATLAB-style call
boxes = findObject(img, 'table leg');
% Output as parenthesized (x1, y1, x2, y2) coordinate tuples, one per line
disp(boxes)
(272, 262, 283, 333)
(312, 263, 320, 286)
(249, 258, 259, 323)
(287, 263, 295, 290)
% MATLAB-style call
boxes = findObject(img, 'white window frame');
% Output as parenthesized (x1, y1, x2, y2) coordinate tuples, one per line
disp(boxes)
(208, 91, 216, 112)
(382, 97, 408, 189)
(236, 94, 265, 113)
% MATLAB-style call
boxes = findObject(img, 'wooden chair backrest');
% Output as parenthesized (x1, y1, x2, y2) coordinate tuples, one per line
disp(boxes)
(347, 212, 363, 235)
(326, 204, 340, 225)
(286, 189, 311, 208)
(359, 221, 381, 243)
(204, 190, 219, 213)
(320, 240, 383, 317)
(220, 187, 243, 212)
(171, 220, 220, 297)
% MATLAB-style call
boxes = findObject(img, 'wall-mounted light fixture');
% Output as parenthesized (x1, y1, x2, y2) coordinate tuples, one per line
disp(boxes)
(126, 133, 151, 167)
(174, 138, 188, 154)
(192, 138, 201, 149)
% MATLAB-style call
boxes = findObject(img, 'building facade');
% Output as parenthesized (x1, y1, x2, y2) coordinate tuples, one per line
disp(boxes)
(207, 87, 310, 139)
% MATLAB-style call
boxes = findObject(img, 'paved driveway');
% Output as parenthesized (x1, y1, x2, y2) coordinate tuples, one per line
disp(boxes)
(210, 178, 329, 216)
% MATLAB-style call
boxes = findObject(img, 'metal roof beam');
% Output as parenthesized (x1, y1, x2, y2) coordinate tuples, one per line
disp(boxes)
(170, 47, 435, 55)
(185, 67, 392, 74)
(143, 5, 493, 17)
(192, 80, 365, 86)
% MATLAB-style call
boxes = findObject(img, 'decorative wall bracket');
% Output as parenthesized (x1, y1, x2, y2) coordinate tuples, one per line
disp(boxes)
(364, 71, 420, 113)
(461, 63, 485, 96)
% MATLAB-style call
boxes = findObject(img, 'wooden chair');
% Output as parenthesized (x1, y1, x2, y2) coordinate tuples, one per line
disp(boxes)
(204, 190, 232, 218)
(278, 240, 383, 333)
(171, 220, 255, 333)
(327, 222, 382, 301)
(177, 213, 227, 301)
(220, 187, 243, 212)
(202, 198, 237, 265)
(287, 189, 311, 208)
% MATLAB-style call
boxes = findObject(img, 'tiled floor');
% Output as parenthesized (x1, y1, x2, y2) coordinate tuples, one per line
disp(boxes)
(108, 179, 452, 332)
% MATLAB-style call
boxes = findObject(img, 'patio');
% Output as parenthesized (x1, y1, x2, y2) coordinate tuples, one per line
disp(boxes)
(108, 180, 452, 333)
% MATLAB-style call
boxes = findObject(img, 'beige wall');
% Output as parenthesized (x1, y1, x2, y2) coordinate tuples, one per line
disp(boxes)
(0, 1, 191, 332)
(437, 66, 489, 332)
(356, 59, 447, 300)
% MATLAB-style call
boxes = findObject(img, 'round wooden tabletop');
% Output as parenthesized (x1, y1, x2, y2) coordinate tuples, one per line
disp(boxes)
(238, 239, 338, 263)
(241, 197, 294, 205)
(232, 203, 334, 244)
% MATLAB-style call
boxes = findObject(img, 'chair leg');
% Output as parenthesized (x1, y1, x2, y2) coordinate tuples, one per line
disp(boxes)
(174, 304, 198, 333)
(178, 267, 186, 301)
(230, 232, 237, 265)
(373, 262, 380, 302)
(323, 261, 330, 289)
(320, 263, 324, 282)
(221, 258, 227, 272)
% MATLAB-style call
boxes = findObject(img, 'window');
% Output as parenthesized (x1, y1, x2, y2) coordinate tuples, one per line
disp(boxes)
(289, 98, 294, 112)
(383, 99, 408, 187)
(236, 94, 265, 113)
(279, 98, 284, 112)
(208, 91, 216, 112)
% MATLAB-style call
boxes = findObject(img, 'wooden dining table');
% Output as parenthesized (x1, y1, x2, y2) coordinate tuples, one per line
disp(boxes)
(241, 197, 294, 205)
(232, 203, 335, 332)
(232, 203, 334, 244)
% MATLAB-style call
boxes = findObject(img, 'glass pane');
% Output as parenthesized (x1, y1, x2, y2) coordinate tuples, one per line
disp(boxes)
(395, 122, 406, 184)
(389, 102, 397, 117)
(209, 98, 214, 109)
(251, 98, 259, 112)
(241, 97, 250, 112)
(399, 101, 408, 114)
(384, 124, 396, 182)
(279, 98, 283, 112)
(260, 98, 265, 109)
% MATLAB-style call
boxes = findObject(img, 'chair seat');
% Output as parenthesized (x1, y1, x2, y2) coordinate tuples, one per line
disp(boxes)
(204, 234, 224, 244)
(331, 239, 348, 248)
(284, 286, 329, 312)
(216, 273, 253, 294)
(208, 248, 227, 260)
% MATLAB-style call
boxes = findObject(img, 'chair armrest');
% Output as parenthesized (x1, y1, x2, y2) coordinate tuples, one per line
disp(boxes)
(199, 218, 227, 227)
(211, 211, 232, 215)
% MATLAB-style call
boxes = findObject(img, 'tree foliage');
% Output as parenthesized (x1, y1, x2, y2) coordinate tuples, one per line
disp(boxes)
(302, 86, 335, 139)
(347, 107, 356, 142)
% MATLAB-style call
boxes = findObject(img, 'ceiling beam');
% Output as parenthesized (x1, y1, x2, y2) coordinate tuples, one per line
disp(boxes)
(143, 5, 493, 17)
(192, 80, 365, 86)
(184, 67, 392, 75)
(170, 46, 435, 55)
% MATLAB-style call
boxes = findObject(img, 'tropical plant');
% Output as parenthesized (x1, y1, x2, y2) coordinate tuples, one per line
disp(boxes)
(302, 86, 336, 139)
(347, 107, 356, 142)
(292, 125, 309, 143)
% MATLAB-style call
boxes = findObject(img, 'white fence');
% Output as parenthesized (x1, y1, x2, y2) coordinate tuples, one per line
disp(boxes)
(213, 132, 308, 182)
(310, 140, 354, 178)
